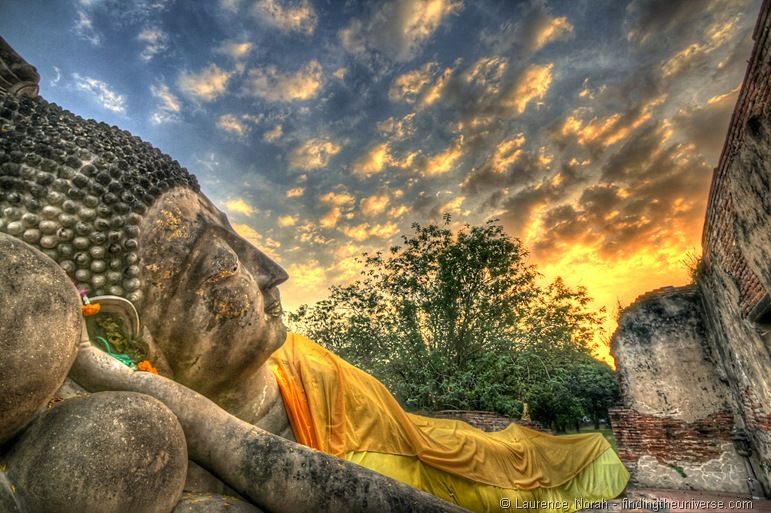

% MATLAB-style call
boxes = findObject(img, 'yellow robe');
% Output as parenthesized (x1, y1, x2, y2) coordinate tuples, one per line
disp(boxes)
(270, 333, 628, 513)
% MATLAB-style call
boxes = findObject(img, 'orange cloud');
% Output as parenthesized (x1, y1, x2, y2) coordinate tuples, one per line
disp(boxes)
(532, 16, 573, 51)
(320, 191, 355, 207)
(224, 198, 256, 216)
(361, 193, 390, 216)
(289, 138, 342, 170)
(491, 133, 526, 173)
(424, 136, 464, 176)
(504, 63, 554, 114)
(341, 222, 399, 241)
(178, 64, 231, 102)
(216, 114, 247, 135)
(353, 143, 391, 177)
(246, 60, 324, 102)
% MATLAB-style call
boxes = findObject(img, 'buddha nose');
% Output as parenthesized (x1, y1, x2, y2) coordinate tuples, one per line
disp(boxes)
(257, 255, 289, 290)
(267, 260, 289, 288)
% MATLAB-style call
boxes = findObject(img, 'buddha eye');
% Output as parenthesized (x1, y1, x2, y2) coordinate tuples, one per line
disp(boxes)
(194, 238, 241, 286)
(208, 253, 240, 282)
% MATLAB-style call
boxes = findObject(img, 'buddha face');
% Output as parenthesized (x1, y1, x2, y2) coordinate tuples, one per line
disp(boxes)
(137, 188, 288, 395)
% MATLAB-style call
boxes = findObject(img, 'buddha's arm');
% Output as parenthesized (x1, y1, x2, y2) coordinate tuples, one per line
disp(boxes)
(214, 365, 296, 442)
(70, 341, 469, 513)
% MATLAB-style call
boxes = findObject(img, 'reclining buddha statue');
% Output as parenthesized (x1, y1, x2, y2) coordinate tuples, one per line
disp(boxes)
(0, 38, 628, 513)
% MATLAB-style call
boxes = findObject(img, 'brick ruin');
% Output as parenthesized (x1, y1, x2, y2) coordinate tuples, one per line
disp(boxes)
(610, 0, 771, 496)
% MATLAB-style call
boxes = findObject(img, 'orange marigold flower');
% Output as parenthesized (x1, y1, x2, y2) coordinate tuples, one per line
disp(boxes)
(81, 303, 101, 316)
(137, 360, 159, 374)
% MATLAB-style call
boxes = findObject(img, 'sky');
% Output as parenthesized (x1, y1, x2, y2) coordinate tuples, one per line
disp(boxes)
(1, 0, 762, 363)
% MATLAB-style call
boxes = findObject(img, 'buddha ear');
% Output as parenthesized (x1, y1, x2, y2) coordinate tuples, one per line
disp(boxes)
(82, 296, 174, 378)
(89, 296, 141, 340)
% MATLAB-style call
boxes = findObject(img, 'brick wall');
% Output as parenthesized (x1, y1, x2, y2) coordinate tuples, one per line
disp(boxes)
(742, 388, 771, 432)
(429, 410, 539, 432)
(702, 0, 771, 317)
(696, 0, 771, 486)
(609, 408, 734, 467)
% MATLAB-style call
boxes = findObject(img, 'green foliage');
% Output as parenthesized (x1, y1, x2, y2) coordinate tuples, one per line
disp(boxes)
(289, 219, 619, 431)
(682, 249, 705, 284)
(669, 464, 688, 478)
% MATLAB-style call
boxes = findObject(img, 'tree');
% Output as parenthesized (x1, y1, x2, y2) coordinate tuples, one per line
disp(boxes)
(570, 355, 620, 429)
(289, 219, 618, 430)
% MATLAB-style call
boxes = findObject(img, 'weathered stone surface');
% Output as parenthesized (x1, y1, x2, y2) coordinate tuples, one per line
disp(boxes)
(4, 392, 188, 513)
(695, 2, 771, 490)
(0, 36, 39, 97)
(184, 461, 235, 496)
(0, 471, 23, 513)
(634, 444, 747, 494)
(612, 286, 733, 421)
(0, 88, 199, 304)
(173, 493, 264, 513)
(609, 1, 771, 495)
(70, 344, 469, 513)
(610, 286, 748, 492)
(0, 232, 80, 443)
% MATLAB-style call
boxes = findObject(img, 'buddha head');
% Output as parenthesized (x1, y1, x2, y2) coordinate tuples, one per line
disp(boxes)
(0, 90, 288, 396)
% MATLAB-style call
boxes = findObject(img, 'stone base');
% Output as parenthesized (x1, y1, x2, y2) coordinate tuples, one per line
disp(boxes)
(577, 488, 770, 512)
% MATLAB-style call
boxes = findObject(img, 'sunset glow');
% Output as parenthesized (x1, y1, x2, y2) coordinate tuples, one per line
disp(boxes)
(2, 0, 761, 365)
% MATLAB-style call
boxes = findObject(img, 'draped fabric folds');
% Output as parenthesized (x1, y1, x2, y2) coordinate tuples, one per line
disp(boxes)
(270, 332, 628, 512)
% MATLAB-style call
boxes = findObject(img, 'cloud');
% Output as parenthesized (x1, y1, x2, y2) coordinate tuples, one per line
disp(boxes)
(558, 100, 659, 150)
(286, 186, 305, 198)
(441, 195, 466, 216)
(178, 64, 232, 102)
(481, 1, 573, 55)
(278, 215, 298, 227)
(72, 74, 126, 113)
(295, 220, 333, 245)
(532, 16, 573, 51)
(424, 136, 464, 176)
(389, 62, 437, 103)
(673, 85, 738, 162)
(340, 0, 463, 62)
(245, 60, 324, 102)
(137, 27, 168, 61)
(361, 193, 390, 216)
(73, 10, 100, 45)
(286, 259, 327, 290)
(512, 120, 712, 264)
(341, 222, 399, 241)
(320, 207, 342, 228)
(216, 40, 254, 59)
(50, 66, 61, 88)
(353, 143, 391, 177)
(220, 0, 241, 11)
(73, 0, 176, 47)
(224, 198, 257, 216)
(490, 133, 526, 173)
(377, 112, 417, 140)
(388, 61, 455, 107)
(149, 83, 181, 124)
(252, 0, 317, 35)
(216, 114, 247, 136)
(389, 205, 409, 218)
(289, 138, 342, 170)
(263, 124, 283, 143)
(502, 63, 554, 114)
(319, 191, 355, 207)
(232, 222, 280, 260)
(625, 0, 702, 46)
